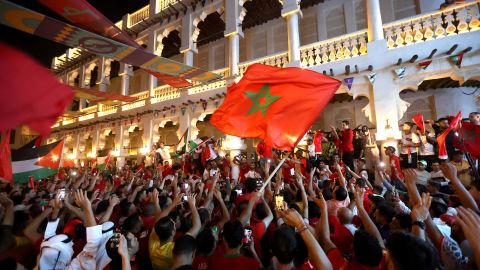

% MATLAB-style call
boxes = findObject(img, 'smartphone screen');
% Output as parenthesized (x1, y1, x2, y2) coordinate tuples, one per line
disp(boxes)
(59, 188, 66, 200)
(182, 195, 188, 202)
(275, 195, 284, 211)
(290, 168, 295, 176)
(243, 228, 253, 245)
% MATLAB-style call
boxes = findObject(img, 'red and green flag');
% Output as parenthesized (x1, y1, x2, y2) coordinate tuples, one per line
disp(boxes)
(418, 60, 432, 70)
(437, 112, 461, 160)
(449, 53, 464, 68)
(96, 155, 111, 171)
(11, 140, 64, 184)
(412, 114, 425, 133)
(211, 64, 341, 151)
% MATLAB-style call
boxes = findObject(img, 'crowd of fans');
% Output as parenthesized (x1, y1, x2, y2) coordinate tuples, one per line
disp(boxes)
(0, 111, 479, 270)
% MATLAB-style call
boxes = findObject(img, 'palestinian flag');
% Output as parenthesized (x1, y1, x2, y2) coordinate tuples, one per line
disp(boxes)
(96, 155, 111, 171)
(11, 140, 64, 184)
(189, 138, 203, 152)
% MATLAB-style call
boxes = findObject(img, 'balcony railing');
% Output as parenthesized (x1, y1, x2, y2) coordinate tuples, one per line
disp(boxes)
(98, 104, 118, 117)
(238, 52, 289, 76)
(188, 68, 230, 95)
(128, 5, 150, 27)
(152, 85, 180, 103)
(383, 0, 480, 49)
(79, 106, 98, 115)
(121, 91, 150, 111)
(300, 30, 368, 68)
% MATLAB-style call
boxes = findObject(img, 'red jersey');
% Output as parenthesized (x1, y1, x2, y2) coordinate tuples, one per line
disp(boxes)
(210, 253, 261, 270)
(341, 129, 354, 153)
(389, 155, 404, 179)
(193, 255, 211, 270)
(328, 248, 384, 270)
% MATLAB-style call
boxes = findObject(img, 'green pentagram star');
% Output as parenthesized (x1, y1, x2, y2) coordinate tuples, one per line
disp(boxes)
(244, 84, 281, 116)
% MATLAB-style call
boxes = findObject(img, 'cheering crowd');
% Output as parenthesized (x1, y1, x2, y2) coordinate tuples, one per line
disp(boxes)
(0, 111, 479, 270)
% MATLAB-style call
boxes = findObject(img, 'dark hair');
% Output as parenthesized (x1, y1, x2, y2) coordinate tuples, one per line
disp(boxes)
(245, 178, 257, 193)
(196, 229, 216, 256)
(119, 199, 133, 217)
(376, 204, 395, 223)
(223, 220, 244, 249)
(308, 201, 321, 218)
(95, 200, 110, 215)
(255, 202, 268, 220)
(394, 213, 412, 231)
(198, 208, 211, 226)
(122, 214, 142, 234)
(356, 177, 367, 188)
(342, 120, 350, 126)
(334, 187, 348, 201)
(353, 230, 383, 267)
(430, 202, 447, 218)
(386, 232, 438, 270)
(271, 226, 297, 264)
(471, 180, 480, 191)
(154, 217, 175, 242)
(173, 235, 196, 256)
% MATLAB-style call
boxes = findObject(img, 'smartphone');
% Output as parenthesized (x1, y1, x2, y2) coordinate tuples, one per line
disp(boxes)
(183, 183, 189, 189)
(275, 195, 285, 211)
(392, 186, 397, 197)
(280, 182, 285, 190)
(379, 162, 385, 168)
(111, 231, 121, 247)
(243, 227, 253, 245)
(148, 180, 154, 188)
(59, 188, 66, 200)
(182, 195, 188, 202)
(235, 189, 243, 196)
(290, 168, 295, 176)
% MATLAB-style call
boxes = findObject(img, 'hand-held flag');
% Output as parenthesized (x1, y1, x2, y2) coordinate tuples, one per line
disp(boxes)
(437, 112, 461, 160)
(211, 64, 341, 151)
(412, 114, 425, 134)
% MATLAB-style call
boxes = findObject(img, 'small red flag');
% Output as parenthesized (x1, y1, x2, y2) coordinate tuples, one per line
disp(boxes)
(211, 64, 341, 151)
(314, 131, 324, 154)
(412, 114, 425, 133)
(0, 131, 12, 183)
(0, 43, 74, 136)
(437, 112, 461, 159)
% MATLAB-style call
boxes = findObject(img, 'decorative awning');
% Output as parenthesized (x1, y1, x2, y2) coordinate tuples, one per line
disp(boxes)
(72, 86, 138, 103)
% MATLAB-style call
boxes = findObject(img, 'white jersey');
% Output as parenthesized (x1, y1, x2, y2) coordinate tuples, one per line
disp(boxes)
(400, 132, 420, 155)
(419, 133, 435, 156)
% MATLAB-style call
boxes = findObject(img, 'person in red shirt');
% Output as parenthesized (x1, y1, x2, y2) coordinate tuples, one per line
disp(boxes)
(384, 146, 404, 180)
(339, 120, 355, 170)
(210, 220, 261, 270)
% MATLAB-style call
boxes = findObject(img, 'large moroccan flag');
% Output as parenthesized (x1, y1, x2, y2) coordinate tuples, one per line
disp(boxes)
(0, 131, 12, 182)
(457, 122, 480, 159)
(11, 140, 64, 184)
(0, 43, 73, 136)
(211, 64, 341, 150)
(437, 112, 461, 160)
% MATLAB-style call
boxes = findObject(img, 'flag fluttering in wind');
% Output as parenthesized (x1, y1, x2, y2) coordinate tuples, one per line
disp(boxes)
(211, 64, 341, 150)
(343, 77, 354, 93)
(394, 67, 406, 79)
(11, 140, 64, 184)
(0, 43, 74, 136)
(412, 114, 425, 134)
(96, 155, 111, 171)
(437, 112, 461, 160)
(0, 131, 12, 183)
(418, 60, 432, 70)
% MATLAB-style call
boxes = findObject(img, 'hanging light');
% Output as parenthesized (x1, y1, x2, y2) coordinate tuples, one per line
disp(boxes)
(385, 119, 394, 139)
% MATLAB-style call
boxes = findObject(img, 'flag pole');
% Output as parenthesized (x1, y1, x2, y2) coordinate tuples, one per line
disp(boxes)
(259, 158, 286, 193)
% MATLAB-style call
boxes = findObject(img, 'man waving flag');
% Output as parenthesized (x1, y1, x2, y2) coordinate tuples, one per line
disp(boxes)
(211, 64, 341, 151)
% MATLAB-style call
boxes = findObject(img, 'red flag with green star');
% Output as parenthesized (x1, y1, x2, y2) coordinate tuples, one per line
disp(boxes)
(456, 122, 480, 159)
(211, 63, 341, 151)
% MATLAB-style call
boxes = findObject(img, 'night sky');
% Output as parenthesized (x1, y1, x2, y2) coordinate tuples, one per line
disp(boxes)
(0, 0, 149, 67)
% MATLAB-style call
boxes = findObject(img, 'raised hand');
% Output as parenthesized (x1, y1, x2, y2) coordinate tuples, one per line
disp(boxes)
(403, 168, 417, 186)
(0, 193, 13, 208)
(310, 193, 326, 210)
(411, 192, 431, 222)
(109, 195, 120, 207)
(281, 208, 306, 230)
(354, 187, 365, 208)
(74, 190, 92, 210)
(440, 162, 457, 181)
(117, 234, 129, 259)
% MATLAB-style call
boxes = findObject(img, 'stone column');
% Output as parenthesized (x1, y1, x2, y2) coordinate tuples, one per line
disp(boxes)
(96, 57, 111, 92)
(114, 125, 127, 167)
(180, 9, 197, 66)
(91, 126, 100, 157)
(147, 28, 158, 91)
(78, 65, 87, 109)
(225, 0, 243, 77)
(119, 63, 132, 96)
(282, 0, 302, 66)
(72, 133, 81, 166)
(366, 0, 384, 41)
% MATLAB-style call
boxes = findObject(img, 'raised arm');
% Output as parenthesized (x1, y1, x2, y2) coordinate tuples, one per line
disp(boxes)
(403, 169, 421, 206)
(296, 173, 308, 218)
(335, 163, 346, 188)
(239, 191, 261, 225)
(24, 207, 53, 243)
(282, 208, 333, 270)
(98, 195, 120, 224)
(410, 192, 431, 241)
(0, 194, 16, 251)
(186, 194, 201, 237)
(213, 189, 230, 228)
(74, 189, 96, 227)
(441, 163, 479, 212)
(456, 207, 480, 265)
(354, 188, 385, 249)
(313, 194, 337, 252)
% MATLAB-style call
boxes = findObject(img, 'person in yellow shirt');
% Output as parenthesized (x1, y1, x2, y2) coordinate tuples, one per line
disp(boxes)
(451, 151, 472, 187)
(149, 193, 201, 270)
